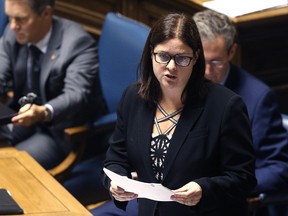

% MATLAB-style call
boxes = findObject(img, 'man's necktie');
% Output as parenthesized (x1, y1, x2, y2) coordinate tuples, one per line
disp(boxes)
(28, 45, 42, 97)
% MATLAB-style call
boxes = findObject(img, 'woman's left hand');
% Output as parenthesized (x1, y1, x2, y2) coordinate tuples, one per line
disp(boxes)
(171, 181, 202, 206)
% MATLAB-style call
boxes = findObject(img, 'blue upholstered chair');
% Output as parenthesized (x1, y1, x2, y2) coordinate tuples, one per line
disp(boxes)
(79, 12, 151, 159)
(63, 12, 150, 206)
(93, 12, 150, 131)
(0, 0, 8, 36)
(52, 13, 150, 182)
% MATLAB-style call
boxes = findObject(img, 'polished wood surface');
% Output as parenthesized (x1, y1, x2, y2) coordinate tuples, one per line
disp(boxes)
(0, 148, 92, 216)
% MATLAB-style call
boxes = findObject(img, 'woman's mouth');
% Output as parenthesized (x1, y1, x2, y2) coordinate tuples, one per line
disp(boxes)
(165, 74, 176, 80)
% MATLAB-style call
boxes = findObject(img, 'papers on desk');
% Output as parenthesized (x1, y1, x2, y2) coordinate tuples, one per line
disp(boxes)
(103, 168, 174, 202)
(203, 0, 288, 17)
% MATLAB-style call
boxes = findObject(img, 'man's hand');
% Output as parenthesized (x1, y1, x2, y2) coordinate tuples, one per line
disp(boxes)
(11, 104, 46, 126)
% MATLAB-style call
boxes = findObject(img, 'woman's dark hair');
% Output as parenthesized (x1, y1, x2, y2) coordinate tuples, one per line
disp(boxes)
(26, 0, 55, 14)
(138, 12, 206, 104)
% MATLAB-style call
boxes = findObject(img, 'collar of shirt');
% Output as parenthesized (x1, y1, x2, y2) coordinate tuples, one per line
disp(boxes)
(28, 26, 52, 54)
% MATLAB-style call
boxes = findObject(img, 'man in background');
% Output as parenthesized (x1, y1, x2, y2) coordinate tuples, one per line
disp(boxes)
(193, 9, 288, 216)
(0, 0, 107, 169)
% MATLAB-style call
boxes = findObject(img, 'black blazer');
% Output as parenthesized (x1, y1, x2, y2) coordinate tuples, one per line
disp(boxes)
(104, 83, 256, 216)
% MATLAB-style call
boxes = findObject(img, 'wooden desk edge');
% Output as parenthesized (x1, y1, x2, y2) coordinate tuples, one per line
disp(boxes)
(0, 150, 92, 216)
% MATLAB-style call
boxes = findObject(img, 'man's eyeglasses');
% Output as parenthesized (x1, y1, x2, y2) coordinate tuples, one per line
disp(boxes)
(153, 52, 194, 67)
(206, 60, 226, 69)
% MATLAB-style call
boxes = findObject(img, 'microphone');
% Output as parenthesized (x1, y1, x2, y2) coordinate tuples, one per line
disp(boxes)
(18, 92, 38, 107)
(0, 93, 39, 125)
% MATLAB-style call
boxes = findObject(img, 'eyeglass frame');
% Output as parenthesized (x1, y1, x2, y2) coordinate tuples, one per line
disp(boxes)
(205, 60, 226, 69)
(153, 52, 194, 67)
(205, 44, 234, 69)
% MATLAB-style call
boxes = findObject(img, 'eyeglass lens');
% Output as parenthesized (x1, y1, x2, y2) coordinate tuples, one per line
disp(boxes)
(206, 60, 225, 68)
(154, 52, 192, 67)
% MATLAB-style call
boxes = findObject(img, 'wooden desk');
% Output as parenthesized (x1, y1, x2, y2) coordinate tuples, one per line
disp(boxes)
(0, 149, 92, 216)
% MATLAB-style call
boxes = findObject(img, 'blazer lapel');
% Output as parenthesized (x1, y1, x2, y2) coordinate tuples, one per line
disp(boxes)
(163, 101, 204, 182)
(39, 17, 61, 101)
(224, 64, 240, 92)
(137, 102, 158, 181)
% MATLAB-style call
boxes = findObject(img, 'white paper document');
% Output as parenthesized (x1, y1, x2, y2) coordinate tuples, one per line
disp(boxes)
(203, 0, 288, 17)
(103, 168, 174, 202)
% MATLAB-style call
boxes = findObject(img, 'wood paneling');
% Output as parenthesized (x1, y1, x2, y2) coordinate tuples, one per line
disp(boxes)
(235, 14, 288, 112)
(54, 0, 202, 37)
(54, 0, 127, 37)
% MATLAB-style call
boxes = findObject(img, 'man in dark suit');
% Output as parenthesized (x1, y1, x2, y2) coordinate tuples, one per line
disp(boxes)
(193, 9, 288, 216)
(0, 0, 107, 169)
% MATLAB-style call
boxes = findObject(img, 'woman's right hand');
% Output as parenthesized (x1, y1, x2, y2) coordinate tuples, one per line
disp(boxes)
(110, 180, 138, 201)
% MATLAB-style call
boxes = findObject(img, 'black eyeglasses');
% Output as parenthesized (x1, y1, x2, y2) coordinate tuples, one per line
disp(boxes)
(153, 52, 194, 67)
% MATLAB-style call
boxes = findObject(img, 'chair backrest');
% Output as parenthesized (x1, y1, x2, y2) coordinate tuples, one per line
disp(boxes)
(98, 12, 150, 113)
(0, 0, 8, 36)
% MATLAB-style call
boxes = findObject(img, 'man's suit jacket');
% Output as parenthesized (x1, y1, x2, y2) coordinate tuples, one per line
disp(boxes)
(225, 64, 288, 194)
(0, 16, 107, 150)
(104, 83, 257, 216)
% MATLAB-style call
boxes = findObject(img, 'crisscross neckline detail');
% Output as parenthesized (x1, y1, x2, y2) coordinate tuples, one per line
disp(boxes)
(154, 103, 183, 135)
